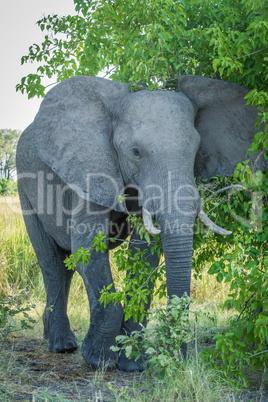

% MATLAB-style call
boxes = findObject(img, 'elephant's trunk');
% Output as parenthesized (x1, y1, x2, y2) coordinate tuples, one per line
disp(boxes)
(139, 163, 230, 300)
(142, 207, 230, 299)
(160, 231, 193, 298)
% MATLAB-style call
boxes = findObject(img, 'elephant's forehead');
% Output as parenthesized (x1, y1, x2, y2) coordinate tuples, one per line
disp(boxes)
(121, 90, 195, 123)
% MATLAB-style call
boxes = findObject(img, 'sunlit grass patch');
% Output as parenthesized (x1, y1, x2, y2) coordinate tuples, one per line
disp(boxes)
(0, 197, 40, 296)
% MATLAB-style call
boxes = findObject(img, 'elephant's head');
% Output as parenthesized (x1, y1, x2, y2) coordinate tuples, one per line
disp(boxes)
(24, 75, 265, 299)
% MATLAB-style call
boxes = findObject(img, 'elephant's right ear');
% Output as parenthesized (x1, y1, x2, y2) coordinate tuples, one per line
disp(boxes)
(23, 76, 130, 211)
(178, 75, 266, 180)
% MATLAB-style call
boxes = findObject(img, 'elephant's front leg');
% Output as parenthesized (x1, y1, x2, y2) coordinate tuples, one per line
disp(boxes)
(118, 230, 160, 372)
(71, 204, 123, 370)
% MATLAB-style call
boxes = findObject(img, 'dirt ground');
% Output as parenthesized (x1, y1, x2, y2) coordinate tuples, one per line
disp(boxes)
(0, 336, 141, 401)
(1, 334, 268, 401)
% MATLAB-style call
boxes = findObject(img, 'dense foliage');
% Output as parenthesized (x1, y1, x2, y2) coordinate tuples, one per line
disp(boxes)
(193, 172, 268, 385)
(18, 0, 267, 384)
(111, 295, 195, 376)
(0, 179, 17, 196)
(16, 0, 268, 96)
(0, 294, 36, 347)
(65, 218, 165, 323)
(0, 129, 21, 181)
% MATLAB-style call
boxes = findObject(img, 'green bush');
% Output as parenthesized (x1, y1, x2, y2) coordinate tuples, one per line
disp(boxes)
(0, 293, 36, 346)
(112, 295, 195, 376)
(0, 179, 17, 196)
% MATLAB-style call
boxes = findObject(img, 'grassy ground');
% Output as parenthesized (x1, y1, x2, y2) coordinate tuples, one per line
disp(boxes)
(0, 197, 267, 401)
(0, 197, 41, 297)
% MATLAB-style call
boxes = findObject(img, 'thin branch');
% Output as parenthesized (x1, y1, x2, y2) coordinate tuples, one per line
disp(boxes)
(232, 47, 268, 61)
(206, 200, 228, 214)
(247, 307, 263, 321)
(198, 182, 221, 195)
(253, 150, 265, 175)
(143, 261, 166, 286)
(201, 185, 246, 207)
(109, 237, 152, 245)
(248, 349, 268, 359)
(102, 67, 116, 78)
(241, 269, 257, 291)
(45, 82, 57, 90)
(235, 294, 254, 322)
(194, 317, 198, 368)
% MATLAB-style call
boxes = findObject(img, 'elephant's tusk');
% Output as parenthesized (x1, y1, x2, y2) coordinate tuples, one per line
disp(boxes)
(142, 207, 161, 235)
(198, 209, 232, 235)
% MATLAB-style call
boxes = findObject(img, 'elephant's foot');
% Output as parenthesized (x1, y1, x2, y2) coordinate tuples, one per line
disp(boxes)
(81, 336, 118, 370)
(117, 351, 145, 372)
(43, 312, 78, 353)
(117, 320, 146, 371)
(48, 329, 78, 353)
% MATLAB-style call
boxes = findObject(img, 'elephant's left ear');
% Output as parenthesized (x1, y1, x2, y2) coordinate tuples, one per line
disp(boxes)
(178, 75, 266, 180)
(23, 76, 130, 211)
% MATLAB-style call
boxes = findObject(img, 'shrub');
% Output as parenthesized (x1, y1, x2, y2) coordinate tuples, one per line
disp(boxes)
(0, 179, 17, 196)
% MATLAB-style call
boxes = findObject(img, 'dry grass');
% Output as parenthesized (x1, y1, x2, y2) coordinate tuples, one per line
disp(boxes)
(191, 269, 231, 305)
(0, 197, 40, 296)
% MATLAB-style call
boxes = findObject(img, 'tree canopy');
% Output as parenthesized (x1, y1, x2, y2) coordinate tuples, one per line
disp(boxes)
(17, 0, 268, 97)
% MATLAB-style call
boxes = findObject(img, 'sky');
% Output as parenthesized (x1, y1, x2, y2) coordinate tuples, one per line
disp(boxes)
(0, 0, 76, 132)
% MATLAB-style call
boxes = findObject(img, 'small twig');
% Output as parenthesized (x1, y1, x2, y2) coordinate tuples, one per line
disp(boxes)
(206, 200, 227, 214)
(253, 150, 265, 175)
(199, 182, 220, 195)
(241, 269, 257, 291)
(143, 261, 166, 286)
(236, 294, 254, 322)
(110, 237, 153, 246)
(247, 307, 263, 322)
(248, 350, 268, 359)
(201, 185, 246, 207)
(102, 67, 116, 78)
(194, 317, 198, 368)
(45, 82, 57, 90)
(232, 47, 268, 61)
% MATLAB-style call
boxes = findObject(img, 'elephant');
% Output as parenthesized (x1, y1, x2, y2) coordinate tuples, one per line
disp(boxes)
(16, 74, 266, 372)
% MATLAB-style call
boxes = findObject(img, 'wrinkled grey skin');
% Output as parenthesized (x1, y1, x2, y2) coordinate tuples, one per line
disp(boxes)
(16, 75, 265, 372)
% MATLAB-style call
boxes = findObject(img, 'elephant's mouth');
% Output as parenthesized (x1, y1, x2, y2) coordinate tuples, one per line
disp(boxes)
(142, 206, 232, 236)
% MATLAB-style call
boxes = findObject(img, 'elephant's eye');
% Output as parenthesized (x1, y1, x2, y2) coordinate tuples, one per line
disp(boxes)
(132, 147, 141, 158)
